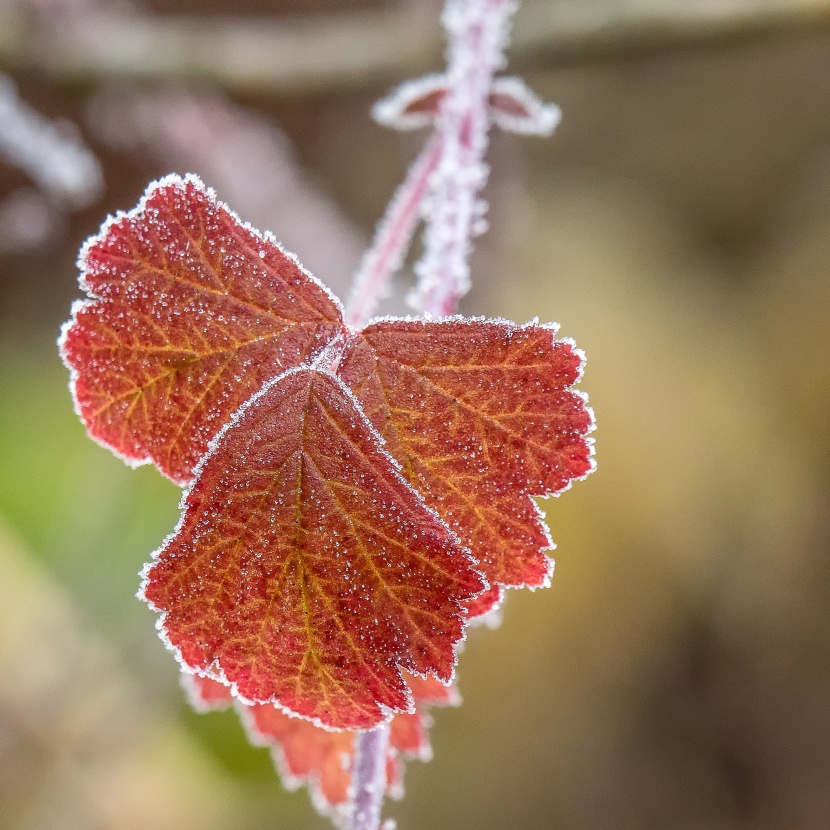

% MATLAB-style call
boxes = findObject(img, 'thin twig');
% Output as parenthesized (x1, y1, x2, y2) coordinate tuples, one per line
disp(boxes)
(411, 0, 517, 317)
(344, 134, 443, 329)
(350, 722, 391, 830)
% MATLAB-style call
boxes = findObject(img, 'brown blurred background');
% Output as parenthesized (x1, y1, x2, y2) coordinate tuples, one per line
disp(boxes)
(1, 1, 830, 828)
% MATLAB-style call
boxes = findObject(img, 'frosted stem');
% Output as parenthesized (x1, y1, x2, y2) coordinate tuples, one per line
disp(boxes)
(411, 0, 517, 317)
(349, 721, 391, 830)
(344, 134, 443, 329)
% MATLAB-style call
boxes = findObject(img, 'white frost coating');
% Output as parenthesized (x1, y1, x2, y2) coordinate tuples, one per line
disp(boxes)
(0, 74, 102, 209)
(373, 73, 560, 137)
(179, 671, 232, 714)
(137, 361, 486, 734)
(364, 311, 557, 337)
(489, 76, 561, 136)
(344, 134, 443, 329)
(350, 722, 391, 830)
(372, 74, 447, 131)
(410, 0, 519, 317)
(59, 172, 345, 487)
(235, 700, 352, 826)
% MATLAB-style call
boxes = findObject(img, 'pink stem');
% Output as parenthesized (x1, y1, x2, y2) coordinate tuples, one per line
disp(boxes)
(411, 0, 517, 318)
(344, 134, 443, 330)
(349, 721, 391, 830)
(344, 4, 517, 820)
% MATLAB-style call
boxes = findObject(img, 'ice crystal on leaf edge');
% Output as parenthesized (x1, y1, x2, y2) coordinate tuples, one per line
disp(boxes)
(59, 173, 596, 736)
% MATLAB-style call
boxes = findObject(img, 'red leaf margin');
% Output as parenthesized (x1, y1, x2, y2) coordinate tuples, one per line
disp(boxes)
(58, 172, 344, 486)
(181, 673, 458, 821)
(140, 363, 485, 730)
(60, 174, 595, 731)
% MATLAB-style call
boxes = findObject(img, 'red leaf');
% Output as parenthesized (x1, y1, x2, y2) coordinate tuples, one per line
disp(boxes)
(60, 175, 343, 485)
(242, 675, 453, 815)
(181, 672, 234, 712)
(64, 178, 593, 731)
(141, 366, 484, 729)
(337, 319, 594, 616)
(182, 673, 454, 816)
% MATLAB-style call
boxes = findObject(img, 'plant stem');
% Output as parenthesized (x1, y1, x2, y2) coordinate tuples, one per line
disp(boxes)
(344, 134, 443, 329)
(411, 0, 517, 317)
(349, 721, 391, 830)
(344, 4, 518, 821)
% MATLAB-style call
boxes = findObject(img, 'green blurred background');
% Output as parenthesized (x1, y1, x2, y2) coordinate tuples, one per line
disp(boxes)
(1, 1, 830, 828)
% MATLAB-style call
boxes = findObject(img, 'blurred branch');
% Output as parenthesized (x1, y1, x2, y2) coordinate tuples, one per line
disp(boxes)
(1, 0, 830, 94)
(0, 7, 439, 94)
(514, 0, 830, 59)
(0, 73, 102, 207)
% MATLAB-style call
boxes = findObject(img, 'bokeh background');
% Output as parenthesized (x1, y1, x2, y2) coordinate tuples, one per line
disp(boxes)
(2, 0, 830, 828)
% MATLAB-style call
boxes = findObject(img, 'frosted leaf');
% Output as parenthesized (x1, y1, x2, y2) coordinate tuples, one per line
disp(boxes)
(63, 175, 593, 746)
(60, 174, 344, 485)
(141, 366, 484, 730)
(337, 318, 594, 618)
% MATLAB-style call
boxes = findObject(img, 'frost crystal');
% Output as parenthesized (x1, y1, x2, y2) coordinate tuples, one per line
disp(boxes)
(489, 76, 561, 136)
(411, 0, 519, 317)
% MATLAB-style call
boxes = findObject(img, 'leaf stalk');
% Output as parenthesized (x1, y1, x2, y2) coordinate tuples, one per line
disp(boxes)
(349, 721, 391, 830)
(344, 134, 443, 329)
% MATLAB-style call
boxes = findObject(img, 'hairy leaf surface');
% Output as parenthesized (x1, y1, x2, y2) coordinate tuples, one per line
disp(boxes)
(63, 176, 593, 730)
(61, 175, 342, 484)
(142, 366, 484, 729)
(337, 320, 594, 614)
